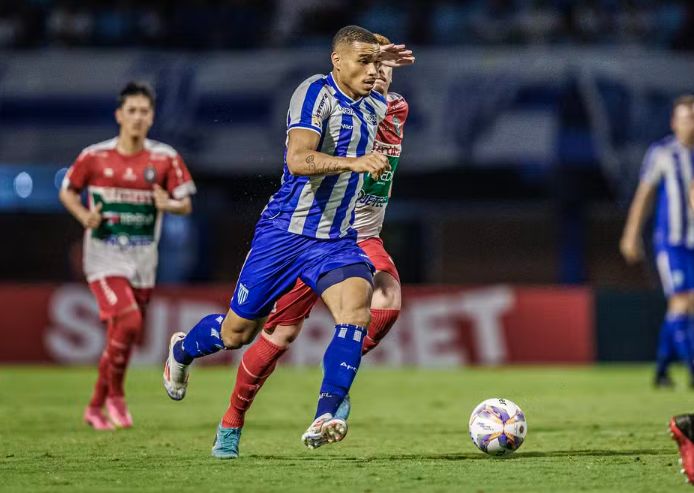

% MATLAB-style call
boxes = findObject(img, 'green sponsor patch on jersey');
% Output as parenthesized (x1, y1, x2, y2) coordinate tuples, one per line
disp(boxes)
(359, 155, 399, 206)
(90, 190, 157, 243)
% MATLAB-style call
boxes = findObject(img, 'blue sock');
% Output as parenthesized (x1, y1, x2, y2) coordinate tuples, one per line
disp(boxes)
(315, 324, 365, 419)
(656, 315, 677, 377)
(173, 314, 226, 365)
(676, 315, 694, 376)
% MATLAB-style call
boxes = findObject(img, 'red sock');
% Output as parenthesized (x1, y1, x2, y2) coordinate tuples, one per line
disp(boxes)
(106, 309, 142, 398)
(89, 350, 110, 407)
(362, 308, 400, 355)
(222, 335, 286, 428)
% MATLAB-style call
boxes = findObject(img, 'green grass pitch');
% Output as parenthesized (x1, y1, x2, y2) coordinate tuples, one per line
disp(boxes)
(0, 365, 691, 492)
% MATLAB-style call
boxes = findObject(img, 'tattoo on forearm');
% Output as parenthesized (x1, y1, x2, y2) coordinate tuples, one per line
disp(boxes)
(305, 154, 316, 173)
(305, 154, 341, 174)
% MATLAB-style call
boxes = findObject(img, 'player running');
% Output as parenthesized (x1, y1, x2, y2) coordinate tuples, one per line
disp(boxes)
(60, 82, 196, 430)
(210, 32, 408, 457)
(161, 26, 414, 456)
(620, 95, 694, 388)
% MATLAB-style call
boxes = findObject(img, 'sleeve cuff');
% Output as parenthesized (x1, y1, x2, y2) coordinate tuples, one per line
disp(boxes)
(172, 181, 197, 199)
(287, 123, 322, 136)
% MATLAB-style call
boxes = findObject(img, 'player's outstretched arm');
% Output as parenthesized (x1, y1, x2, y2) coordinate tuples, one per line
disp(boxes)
(286, 128, 390, 179)
(619, 181, 656, 264)
(59, 187, 102, 229)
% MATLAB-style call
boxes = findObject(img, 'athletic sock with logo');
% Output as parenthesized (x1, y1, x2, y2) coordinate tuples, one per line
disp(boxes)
(222, 335, 286, 428)
(173, 314, 226, 365)
(315, 324, 365, 419)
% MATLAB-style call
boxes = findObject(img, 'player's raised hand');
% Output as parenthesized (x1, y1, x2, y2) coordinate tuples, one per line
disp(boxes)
(619, 234, 644, 264)
(152, 184, 170, 211)
(82, 202, 103, 229)
(351, 152, 390, 180)
(378, 43, 415, 68)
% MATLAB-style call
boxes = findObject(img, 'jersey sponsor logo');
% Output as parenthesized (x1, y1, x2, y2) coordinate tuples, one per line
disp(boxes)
(357, 191, 388, 207)
(144, 165, 157, 184)
(236, 283, 249, 305)
(90, 187, 153, 204)
(123, 167, 136, 181)
(372, 141, 401, 157)
(104, 167, 114, 178)
(313, 93, 329, 125)
(341, 123, 353, 130)
(392, 115, 403, 137)
(376, 170, 394, 183)
(339, 105, 354, 115)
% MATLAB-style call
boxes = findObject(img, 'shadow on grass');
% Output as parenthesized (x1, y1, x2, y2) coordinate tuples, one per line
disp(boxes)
(247, 448, 672, 462)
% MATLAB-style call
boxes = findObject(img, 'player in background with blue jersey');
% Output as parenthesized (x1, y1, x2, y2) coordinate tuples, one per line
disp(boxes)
(162, 25, 415, 457)
(621, 94, 694, 387)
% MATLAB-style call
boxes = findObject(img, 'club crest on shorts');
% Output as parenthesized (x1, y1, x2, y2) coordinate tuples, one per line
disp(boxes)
(144, 165, 157, 184)
(236, 283, 249, 305)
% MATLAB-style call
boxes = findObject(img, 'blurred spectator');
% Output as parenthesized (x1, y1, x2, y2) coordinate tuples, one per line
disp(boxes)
(46, 1, 93, 45)
(0, 0, 690, 51)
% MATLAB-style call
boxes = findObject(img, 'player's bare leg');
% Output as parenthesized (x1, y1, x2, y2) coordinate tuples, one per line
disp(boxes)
(302, 274, 372, 449)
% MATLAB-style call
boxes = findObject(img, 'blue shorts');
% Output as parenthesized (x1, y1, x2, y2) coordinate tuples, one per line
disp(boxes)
(230, 220, 374, 319)
(655, 246, 694, 296)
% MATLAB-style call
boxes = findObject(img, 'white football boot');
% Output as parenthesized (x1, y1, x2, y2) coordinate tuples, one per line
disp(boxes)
(301, 413, 348, 449)
(163, 332, 190, 401)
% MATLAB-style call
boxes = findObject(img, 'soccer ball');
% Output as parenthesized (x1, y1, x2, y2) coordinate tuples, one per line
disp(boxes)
(468, 398, 527, 457)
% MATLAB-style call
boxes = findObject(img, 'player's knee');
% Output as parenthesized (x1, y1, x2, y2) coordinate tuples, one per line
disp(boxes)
(117, 308, 143, 339)
(221, 323, 258, 349)
(264, 324, 300, 348)
(337, 306, 371, 328)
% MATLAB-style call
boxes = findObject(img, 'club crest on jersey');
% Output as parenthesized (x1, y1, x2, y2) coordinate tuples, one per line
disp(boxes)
(104, 167, 114, 178)
(144, 165, 157, 184)
(236, 283, 249, 305)
(123, 167, 136, 181)
(365, 113, 377, 125)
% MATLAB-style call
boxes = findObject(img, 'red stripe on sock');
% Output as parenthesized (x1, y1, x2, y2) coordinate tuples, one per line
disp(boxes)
(222, 335, 286, 428)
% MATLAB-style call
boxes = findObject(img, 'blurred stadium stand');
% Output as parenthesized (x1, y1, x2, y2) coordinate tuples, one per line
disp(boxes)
(0, 0, 692, 292)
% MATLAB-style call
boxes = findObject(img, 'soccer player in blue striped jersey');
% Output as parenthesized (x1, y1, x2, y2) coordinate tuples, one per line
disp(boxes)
(162, 25, 415, 457)
(621, 95, 694, 387)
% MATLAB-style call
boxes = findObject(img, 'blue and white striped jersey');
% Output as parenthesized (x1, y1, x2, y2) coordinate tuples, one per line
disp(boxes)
(261, 73, 388, 239)
(641, 135, 694, 249)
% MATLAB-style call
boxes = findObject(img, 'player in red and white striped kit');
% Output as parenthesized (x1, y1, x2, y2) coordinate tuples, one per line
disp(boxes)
(214, 33, 409, 456)
(60, 82, 196, 430)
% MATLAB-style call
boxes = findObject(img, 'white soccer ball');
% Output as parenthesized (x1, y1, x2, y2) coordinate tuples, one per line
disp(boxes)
(468, 398, 527, 457)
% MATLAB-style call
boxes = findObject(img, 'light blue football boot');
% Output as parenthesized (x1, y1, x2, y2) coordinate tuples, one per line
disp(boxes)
(335, 394, 351, 421)
(211, 423, 242, 459)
